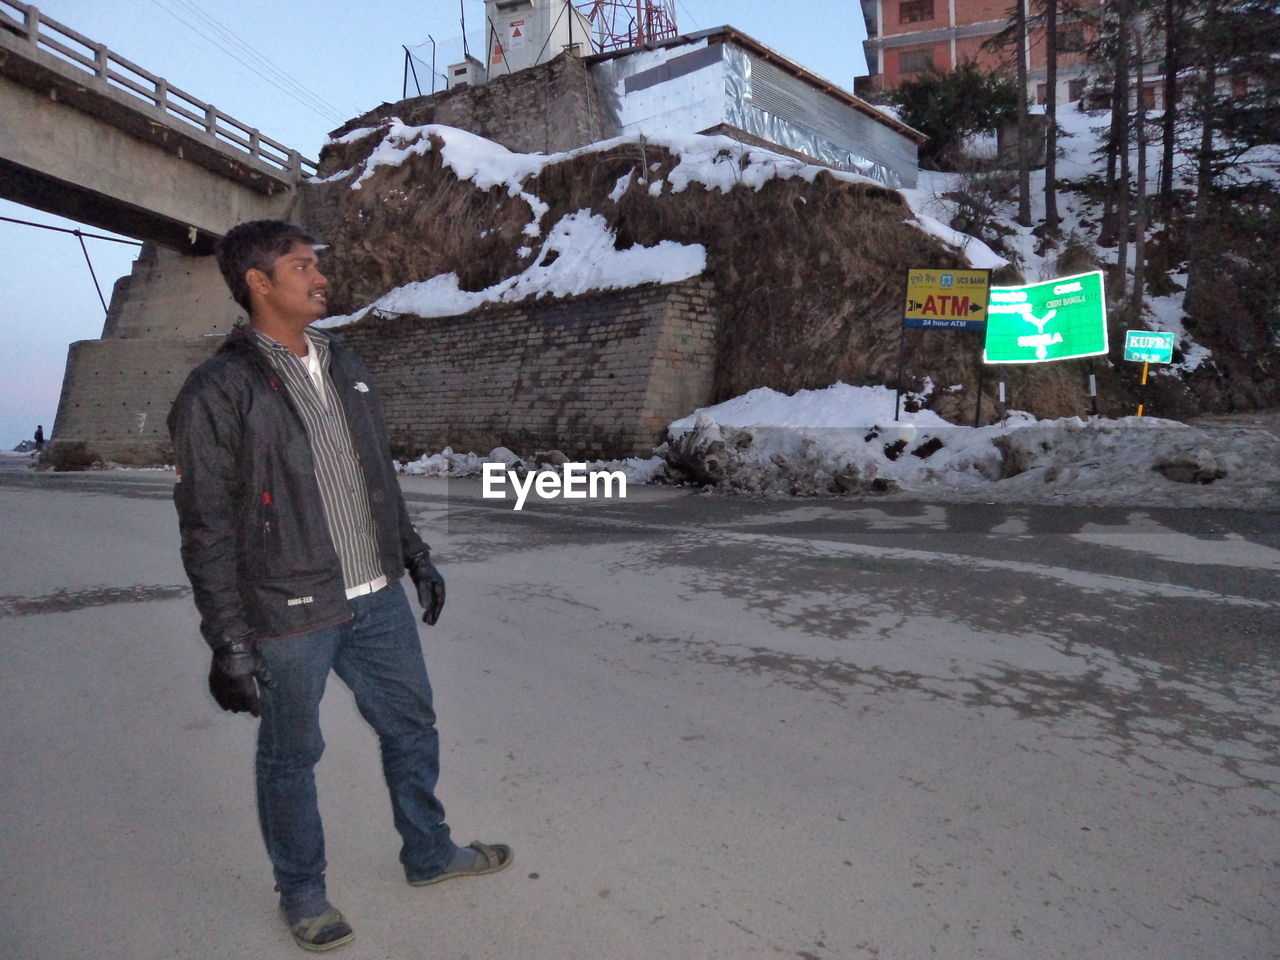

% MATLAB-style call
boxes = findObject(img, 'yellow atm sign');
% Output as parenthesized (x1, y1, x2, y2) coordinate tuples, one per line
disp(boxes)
(903, 268, 991, 331)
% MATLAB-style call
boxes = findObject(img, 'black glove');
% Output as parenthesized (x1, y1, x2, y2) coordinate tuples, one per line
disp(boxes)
(208, 635, 274, 717)
(406, 551, 446, 625)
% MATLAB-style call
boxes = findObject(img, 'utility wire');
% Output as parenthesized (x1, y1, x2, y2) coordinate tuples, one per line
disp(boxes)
(142, 0, 346, 125)
(164, 0, 346, 120)
(673, 0, 697, 29)
(157, 0, 344, 123)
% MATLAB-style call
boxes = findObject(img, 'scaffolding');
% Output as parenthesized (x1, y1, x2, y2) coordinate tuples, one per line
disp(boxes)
(577, 0, 678, 51)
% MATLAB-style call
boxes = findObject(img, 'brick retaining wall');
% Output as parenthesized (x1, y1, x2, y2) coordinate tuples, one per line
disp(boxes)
(334, 278, 718, 460)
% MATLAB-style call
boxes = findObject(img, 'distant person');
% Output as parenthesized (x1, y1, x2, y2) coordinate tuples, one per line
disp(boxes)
(33, 424, 44, 450)
(168, 220, 511, 952)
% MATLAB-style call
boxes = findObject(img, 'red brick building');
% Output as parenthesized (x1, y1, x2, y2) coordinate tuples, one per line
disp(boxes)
(857, 0, 1096, 105)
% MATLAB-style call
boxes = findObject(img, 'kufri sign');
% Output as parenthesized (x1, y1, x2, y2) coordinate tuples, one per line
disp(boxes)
(903, 268, 990, 331)
(984, 270, 1108, 364)
(1123, 330, 1175, 364)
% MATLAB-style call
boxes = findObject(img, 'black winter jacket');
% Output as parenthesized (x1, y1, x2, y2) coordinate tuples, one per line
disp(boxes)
(168, 324, 427, 647)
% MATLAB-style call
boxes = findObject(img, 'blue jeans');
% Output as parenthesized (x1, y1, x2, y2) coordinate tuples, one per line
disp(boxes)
(254, 582, 456, 912)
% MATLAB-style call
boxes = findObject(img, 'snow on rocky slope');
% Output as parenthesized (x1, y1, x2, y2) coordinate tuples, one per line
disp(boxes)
(328, 113, 1278, 508)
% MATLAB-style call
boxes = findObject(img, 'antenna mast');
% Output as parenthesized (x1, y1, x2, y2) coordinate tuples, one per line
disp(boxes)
(577, 0, 678, 51)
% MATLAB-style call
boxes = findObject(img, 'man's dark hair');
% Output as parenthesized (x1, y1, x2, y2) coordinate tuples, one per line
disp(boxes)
(214, 220, 319, 313)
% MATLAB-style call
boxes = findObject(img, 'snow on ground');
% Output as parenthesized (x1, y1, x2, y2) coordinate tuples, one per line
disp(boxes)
(386, 382, 1280, 509)
(662, 382, 1280, 507)
(397, 446, 666, 485)
(897, 191, 1010, 269)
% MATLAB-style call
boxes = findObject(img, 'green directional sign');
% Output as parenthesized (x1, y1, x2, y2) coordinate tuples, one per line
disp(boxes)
(984, 270, 1108, 364)
(1124, 330, 1175, 363)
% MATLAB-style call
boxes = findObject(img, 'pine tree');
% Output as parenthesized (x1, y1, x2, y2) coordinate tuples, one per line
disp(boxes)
(1154, 0, 1187, 217)
(1183, 0, 1280, 340)
(1014, 0, 1033, 226)
(1043, 0, 1061, 235)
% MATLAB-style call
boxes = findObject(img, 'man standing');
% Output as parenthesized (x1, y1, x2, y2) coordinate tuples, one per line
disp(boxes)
(168, 220, 510, 952)
(33, 424, 44, 450)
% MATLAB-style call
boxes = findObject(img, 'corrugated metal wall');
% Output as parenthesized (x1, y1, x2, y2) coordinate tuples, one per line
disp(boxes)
(591, 39, 918, 189)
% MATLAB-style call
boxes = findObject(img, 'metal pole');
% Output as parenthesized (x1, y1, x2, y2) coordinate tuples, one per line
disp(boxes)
(973, 359, 984, 427)
(403, 47, 409, 99)
(893, 323, 907, 422)
(75, 231, 109, 315)
(407, 51, 422, 95)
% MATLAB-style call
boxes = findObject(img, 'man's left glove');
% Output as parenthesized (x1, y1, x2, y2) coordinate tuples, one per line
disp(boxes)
(406, 551, 446, 626)
(208, 635, 274, 717)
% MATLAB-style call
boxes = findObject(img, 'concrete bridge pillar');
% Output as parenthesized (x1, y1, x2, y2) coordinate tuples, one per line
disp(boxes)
(49, 246, 242, 466)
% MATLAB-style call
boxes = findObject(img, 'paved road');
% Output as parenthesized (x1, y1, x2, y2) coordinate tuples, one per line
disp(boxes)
(1, 469, 1277, 960)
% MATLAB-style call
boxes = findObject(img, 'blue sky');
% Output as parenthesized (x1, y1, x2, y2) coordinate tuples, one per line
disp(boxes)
(0, 0, 868, 448)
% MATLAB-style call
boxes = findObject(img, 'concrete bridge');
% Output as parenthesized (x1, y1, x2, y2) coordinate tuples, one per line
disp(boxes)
(0, 0, 314, 249)
(0, 0, 317, 464)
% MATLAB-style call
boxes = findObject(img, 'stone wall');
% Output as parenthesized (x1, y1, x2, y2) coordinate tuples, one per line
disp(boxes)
(330, 52, 610, 160)
(49, 275, 719, 466)
(103, 243, 242, 339)
(48, 242, 240, 465)
(48, 337, 221, 465)
(334, 278, 718, 460)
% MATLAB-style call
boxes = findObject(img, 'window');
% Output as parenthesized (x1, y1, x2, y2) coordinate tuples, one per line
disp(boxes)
(899, 0, 934, 24)
(899, 49, 934, 74)
(1068, 78, 1086, 101)
(1140, 83, 1157, 109)
(1037, 83, 1048, 105)
(1057, 28, 1085, 53)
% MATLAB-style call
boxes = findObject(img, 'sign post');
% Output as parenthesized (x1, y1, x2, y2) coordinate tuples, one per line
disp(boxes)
(1124, 330, 1175, 416)
(903, 268, 992, 331)
(1123, 330, 1174, 364)
(984, 270, 1108, 364)
(897, 267, 991, 421)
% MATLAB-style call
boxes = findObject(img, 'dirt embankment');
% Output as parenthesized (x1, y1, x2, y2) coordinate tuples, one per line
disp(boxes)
(301, 129, 1216, 425)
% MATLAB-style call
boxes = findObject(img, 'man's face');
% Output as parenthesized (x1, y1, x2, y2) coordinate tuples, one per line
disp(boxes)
(250, 240, 328, 324)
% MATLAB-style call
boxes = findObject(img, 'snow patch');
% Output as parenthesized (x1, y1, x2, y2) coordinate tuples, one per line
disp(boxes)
(662, 383, 1280, 507)
(320, 211, 705, 325)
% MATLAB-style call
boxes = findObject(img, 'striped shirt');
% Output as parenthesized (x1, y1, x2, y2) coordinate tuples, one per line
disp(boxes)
(252, 327, 384, 594)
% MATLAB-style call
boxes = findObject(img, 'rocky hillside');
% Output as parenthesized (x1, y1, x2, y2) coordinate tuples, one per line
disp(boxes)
(300, 115, 1272, 426)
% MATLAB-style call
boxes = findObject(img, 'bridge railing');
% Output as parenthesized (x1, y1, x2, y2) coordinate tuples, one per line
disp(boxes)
(0, 0, 316, 178)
